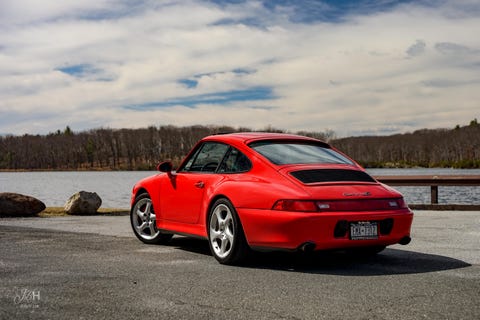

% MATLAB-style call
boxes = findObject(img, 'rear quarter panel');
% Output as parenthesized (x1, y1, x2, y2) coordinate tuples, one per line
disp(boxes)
(211, 173, 308, 210)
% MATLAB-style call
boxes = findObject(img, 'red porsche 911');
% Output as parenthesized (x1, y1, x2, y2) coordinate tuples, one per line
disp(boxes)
(130, 132, 413, 264)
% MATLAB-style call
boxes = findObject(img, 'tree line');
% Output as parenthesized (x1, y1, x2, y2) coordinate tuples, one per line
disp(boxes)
(0, 125, 333, 170)
(0, 121, 478, 170)
(333, 119, 480, 168)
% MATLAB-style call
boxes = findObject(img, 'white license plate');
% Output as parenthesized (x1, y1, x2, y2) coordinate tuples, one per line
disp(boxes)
(350, 222, 378, 240)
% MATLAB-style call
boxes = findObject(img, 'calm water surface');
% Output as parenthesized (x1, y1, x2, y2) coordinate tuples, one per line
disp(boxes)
(0, 171, 156, 208)
(368, 168, 480, 205)
(1, 169, 479, 208)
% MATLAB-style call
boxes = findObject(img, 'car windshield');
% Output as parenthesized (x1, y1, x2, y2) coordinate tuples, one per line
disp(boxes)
(249, 141, 354, 165)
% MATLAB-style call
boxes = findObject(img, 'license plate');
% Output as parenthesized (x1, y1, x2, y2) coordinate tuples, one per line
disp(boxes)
(350, 221, 378, 240)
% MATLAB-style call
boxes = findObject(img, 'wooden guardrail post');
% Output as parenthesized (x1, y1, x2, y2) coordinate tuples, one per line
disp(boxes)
(431, 185, 438, 204)
(373, 175, 480, 210)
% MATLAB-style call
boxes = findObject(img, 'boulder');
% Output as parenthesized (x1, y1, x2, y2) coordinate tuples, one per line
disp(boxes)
(0, 193, 46, 217)
(64, 191, 102, 215)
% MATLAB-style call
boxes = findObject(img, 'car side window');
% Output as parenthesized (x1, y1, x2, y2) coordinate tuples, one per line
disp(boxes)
(218, 148, 252, 173)
(181, 142, 229, 172)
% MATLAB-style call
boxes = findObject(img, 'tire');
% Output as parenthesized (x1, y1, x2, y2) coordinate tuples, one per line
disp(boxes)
(208, 198, 249, 265)
(130, 193, 172, 244)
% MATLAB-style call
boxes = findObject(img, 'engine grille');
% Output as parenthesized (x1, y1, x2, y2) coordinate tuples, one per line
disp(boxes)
(290, 169, 376, 184)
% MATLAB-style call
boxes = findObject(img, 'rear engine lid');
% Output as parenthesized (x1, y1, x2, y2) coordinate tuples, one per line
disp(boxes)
(281, 167, 402, 200)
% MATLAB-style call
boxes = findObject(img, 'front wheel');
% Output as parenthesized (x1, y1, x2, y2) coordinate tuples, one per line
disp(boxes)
(130, 193, 172, 244)
(208, 198, 249, 265)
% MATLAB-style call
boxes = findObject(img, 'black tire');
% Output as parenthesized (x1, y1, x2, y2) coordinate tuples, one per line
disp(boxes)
(130, 193, 173, 244)
(207, 198, 249, 265)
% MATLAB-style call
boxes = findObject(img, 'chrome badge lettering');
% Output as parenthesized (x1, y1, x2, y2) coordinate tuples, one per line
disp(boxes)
(343, 192, 371, 197)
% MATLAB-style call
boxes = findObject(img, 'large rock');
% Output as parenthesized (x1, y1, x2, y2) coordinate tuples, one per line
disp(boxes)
(64, 191, 102, 215)
(0, 193, 46, 217)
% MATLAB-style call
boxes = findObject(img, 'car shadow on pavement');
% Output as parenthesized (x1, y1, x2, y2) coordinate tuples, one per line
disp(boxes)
(166, 236, 471, 276)
(242, 249, 472, 276)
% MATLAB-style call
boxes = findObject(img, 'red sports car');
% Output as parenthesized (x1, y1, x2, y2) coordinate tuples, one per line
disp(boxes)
(130, 132, 413, 264)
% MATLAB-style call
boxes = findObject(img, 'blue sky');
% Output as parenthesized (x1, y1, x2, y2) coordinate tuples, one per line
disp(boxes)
(0, 0, 479, 136)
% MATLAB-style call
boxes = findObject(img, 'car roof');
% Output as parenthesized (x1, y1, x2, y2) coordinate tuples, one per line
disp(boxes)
(202, 132, 328, 146)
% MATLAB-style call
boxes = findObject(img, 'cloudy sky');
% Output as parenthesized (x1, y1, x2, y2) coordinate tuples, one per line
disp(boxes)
(1, 0, 479, 137)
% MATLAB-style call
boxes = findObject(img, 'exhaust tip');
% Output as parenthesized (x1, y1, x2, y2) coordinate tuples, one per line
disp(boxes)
(299, 242, 316, 252)
(399, 236, 411, 245)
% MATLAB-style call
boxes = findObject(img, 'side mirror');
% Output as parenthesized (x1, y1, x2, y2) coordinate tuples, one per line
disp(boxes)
(157, 161, 173, 173)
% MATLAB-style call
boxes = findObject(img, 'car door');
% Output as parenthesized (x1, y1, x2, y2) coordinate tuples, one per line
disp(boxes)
(159, 142, 229, 224)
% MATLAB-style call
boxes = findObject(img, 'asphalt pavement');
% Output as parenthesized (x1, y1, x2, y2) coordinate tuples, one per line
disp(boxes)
(0, 211, 479, 319)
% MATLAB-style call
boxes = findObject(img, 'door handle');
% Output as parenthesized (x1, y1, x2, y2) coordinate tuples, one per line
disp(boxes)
(194, 181, 205, 188)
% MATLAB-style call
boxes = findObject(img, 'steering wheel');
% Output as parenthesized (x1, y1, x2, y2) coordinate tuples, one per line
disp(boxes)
(201, 162, 218, 172)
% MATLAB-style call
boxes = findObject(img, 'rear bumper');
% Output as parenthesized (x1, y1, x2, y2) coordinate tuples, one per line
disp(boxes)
(237, 208, 414, 251)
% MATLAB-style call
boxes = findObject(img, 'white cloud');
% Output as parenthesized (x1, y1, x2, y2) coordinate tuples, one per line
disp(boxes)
(0, 0, 479, 136)
(0, 0, 114, 26)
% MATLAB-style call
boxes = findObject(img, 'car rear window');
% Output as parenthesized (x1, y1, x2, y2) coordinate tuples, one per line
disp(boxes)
(249, 141, 354, 165)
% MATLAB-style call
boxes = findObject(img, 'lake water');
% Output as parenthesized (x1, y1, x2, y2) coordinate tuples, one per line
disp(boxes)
(367, 168, 480, 206)
(1, 169, 479, 208)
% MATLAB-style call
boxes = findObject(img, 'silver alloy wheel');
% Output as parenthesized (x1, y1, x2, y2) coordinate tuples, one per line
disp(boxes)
(209, 203, 235, 259)
(132, 197, 160, 241)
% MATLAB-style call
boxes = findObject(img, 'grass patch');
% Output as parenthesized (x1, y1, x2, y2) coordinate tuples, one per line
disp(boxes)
(38, 207, 129, 217)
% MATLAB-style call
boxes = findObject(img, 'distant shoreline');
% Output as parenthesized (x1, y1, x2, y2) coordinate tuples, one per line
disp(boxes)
(2, 122, 479, 171)
(2, 165, 480, 172)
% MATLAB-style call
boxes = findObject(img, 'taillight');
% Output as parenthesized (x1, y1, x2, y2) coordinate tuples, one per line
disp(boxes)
(272, 200, 318, 212)
(396, 197, 408, 209)
(272, 198, 407, 212)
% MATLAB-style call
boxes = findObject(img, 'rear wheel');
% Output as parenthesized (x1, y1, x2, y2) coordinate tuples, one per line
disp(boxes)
(130, 193, 172, 244)
(208, 198, 249, 265)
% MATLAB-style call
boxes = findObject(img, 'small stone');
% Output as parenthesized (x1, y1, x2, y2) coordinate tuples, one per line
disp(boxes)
(64, 191, 102, 215)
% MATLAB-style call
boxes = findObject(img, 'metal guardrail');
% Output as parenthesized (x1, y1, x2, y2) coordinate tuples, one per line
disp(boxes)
(373, 175, 480, 210)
